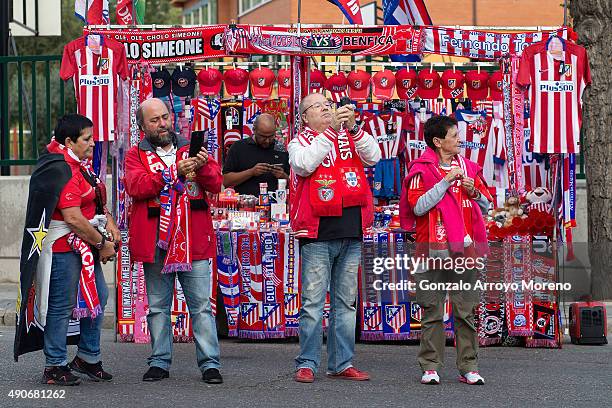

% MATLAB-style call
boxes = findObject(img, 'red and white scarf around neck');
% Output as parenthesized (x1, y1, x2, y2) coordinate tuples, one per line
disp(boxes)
(299, 127, 370, 217)
(139, 148, 192, 273)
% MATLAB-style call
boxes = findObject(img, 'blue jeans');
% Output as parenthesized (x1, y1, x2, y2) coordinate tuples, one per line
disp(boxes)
(295, 238, 361, 374)
(43, 251, 108, 366)
(143, 250, 220, 372)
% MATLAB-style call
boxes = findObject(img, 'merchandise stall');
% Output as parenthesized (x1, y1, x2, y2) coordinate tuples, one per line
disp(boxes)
(66, 23, 588, 348)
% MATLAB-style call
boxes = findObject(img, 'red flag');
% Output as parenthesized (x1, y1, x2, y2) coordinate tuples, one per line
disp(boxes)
(327, 0, 363, 24)
(116, 0, 135, 25)
(75, 0, 109, 25)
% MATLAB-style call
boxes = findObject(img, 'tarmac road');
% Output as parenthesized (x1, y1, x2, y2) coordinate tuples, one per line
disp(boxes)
(0, 328, 610, 408)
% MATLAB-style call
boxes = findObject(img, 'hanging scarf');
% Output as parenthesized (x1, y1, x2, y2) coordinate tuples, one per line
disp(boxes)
(299, 127, 370, 217)
(139, 148, 192, 273)
(68, 230, 102, 319)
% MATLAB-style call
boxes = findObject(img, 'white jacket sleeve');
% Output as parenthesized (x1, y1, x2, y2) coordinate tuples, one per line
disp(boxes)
(352, 128, 381, 167)
(288, 128, 336, 177)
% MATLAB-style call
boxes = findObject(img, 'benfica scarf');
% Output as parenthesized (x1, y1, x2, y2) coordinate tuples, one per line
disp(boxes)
(300, 127, 370, 217)
(139, 148, 192, 273)
(68, 231, 102, 319)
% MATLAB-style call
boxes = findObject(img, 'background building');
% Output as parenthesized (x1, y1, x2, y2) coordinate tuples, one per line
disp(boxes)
(170, 0, 565, 26)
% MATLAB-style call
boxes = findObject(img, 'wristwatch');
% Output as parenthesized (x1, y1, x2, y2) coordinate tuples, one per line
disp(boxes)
(94, 234, 106, 250)
(349, 123, 360, 135)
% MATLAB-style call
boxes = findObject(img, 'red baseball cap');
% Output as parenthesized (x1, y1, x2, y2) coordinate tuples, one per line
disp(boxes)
(197, 68, 222, 96)
(417, 69, 441, 99)
(441, 69, 465, 99)
(277, 68, 291, 100)
(372, 70, 396, 101)
(489, 71, 503, 101)
(309, 69, 327, 93)
(395, 69, 418, 100)
(223, 68, 249, 96)
(325, 72, 349, 102)
(347, 70, 371, 101)
(249, 67, 276, 100)
(465, 70, 489, 101)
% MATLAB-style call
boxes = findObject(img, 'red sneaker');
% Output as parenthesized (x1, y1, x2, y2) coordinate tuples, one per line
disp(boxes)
(327, 366, 370, 381)
(294, 368, 315, 383)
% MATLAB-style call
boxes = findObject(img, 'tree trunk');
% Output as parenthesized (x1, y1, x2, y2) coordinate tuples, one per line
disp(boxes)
(569, 0, 612, 299)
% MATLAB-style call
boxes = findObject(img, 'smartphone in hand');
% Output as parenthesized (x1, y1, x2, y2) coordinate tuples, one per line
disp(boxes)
(189, 130, 208, 157)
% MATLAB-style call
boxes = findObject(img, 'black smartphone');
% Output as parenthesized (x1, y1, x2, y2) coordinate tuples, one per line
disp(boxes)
(339, 96, 353, 107)
(189, 130, 208, 157)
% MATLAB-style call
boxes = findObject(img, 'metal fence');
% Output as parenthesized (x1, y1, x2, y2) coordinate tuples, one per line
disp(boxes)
(0, 55, 74, 169)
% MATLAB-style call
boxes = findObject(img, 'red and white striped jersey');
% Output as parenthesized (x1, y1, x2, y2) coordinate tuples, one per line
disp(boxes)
(355, 102, 381, 125)
(517, 41, 591, 153)
(454, 109, 494, 180)
(522, 128, 548, 189)
(423, 98, 449, 115)
(363, 112, 407, 159)
(405, 110, 431, 162)
(487, 116, 509, 188)
(190, 97, 222, 163)
(60, 36, 129, 142)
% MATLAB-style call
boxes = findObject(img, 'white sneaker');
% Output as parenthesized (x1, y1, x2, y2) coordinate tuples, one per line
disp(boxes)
(421, 370, 440, 384)
(459, 371, 485, 385)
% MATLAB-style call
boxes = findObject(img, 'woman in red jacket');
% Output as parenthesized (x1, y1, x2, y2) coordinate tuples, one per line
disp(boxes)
(125, 98, 223, 384)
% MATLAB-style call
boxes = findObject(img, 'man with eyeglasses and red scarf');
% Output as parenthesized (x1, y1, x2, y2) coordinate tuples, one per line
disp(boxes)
(289, 92, 381, 383)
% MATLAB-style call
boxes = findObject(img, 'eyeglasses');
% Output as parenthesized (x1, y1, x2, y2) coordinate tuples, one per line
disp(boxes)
(302, 101, 334, 114)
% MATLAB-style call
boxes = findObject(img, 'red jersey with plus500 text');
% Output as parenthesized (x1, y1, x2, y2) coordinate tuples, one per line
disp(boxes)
(517, 40, 591, 153)
(60, 35, 129, 142)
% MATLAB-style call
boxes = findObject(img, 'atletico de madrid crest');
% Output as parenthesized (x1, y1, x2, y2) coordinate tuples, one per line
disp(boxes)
(99, 58, 109, 71)
(258, 77, 265, 86)
(448, 79, 456, 88)
(472, 80, 481, 89)
(424, 79, 433, 88)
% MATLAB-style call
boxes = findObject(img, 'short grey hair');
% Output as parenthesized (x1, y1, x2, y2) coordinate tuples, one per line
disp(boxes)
(298, 93, 318, 122)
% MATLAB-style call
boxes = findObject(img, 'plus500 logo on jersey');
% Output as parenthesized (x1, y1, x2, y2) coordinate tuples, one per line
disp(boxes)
(79, 75, 111, 86)
(539, 81, 574, 92)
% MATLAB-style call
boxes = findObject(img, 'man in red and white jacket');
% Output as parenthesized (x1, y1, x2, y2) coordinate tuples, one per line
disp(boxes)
(289, 92, 380, 383)
(125, 98, 223, 384)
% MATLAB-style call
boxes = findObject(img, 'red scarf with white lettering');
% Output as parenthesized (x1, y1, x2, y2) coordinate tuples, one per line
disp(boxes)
(68, 233, 102, 318)
(139, 148, 192, 273)
(300, 127, 369, 217)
